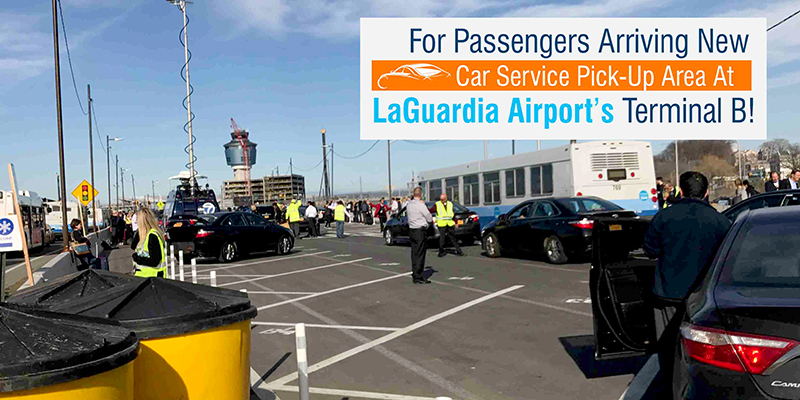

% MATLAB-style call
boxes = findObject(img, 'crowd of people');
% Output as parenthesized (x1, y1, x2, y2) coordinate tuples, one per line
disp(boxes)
(655, 169, 800, 209)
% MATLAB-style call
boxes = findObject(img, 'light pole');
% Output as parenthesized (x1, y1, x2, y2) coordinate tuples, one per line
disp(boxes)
(167, 0, 196, 190)
(152, 180, 158, 204)
(115, 155, 119, 211)
(107, 136, 123, 211)
(132, 174, 136, 207)
(387, 140, 392, 199)
(88, 84, 97, 232)
(121, 168, 128, 211)
(52, 0, 68, 251)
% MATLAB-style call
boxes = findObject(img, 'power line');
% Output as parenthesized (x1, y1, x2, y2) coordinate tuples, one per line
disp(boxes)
(332, 140, 380, 159)
(90, 102, 107, 154)
(768, 8, 800, 31)
(56, 0, 88, 115)
(293, 157, 325, 172)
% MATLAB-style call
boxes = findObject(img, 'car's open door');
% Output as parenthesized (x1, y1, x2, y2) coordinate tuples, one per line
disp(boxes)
(590, 218, 657, 360)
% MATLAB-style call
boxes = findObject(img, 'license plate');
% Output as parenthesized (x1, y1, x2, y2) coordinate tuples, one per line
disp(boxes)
(174, 222, 183, 227)
(456, 220, 464, 226)
(609, 224, 622, 231)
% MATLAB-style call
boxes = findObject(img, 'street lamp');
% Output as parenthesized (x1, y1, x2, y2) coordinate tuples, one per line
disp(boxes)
(152, 180, 158, 205)
(107, 136, 123, 211)
(121, 168, 129, 211)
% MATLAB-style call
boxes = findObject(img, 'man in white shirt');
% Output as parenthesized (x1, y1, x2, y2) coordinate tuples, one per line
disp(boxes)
(391, 198, 399, 217)
(131, 212, 139, 232)
(304, 201, 318, 238)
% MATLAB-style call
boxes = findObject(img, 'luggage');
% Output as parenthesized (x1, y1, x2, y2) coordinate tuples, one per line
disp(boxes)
(365, 214, 374, 225)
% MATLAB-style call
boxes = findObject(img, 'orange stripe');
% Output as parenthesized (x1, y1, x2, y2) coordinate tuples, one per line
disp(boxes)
(371, 60, 751, 91)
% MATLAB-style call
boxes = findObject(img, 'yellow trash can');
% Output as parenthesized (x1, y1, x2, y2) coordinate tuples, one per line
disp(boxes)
(0, 305, 138, 400)
(8, 270, 257, 400)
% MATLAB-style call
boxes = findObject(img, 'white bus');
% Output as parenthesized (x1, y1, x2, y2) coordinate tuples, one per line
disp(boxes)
(0, 190, 47, 250)
(46, 201, 84, 238)
(415, 141, 658, 227)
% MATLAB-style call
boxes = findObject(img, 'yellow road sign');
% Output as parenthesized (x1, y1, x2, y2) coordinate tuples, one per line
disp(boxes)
(71, 180, 99, 206)
(157, 201, 165, 210)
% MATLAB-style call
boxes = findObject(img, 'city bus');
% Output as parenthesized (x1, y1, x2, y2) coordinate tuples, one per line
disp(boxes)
(0, 190, 47, 250)
(45, 200, 84, 238)
(415, 141, 658, 227)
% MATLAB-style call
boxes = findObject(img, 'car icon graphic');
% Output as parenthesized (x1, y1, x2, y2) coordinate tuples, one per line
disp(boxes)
(377, 63, 451, 89)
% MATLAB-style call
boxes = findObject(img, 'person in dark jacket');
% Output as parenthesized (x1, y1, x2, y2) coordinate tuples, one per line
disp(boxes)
(70, 219, 102, 270)
(765, 171, 781, 192)
(643, 171, 731, 396)
(781, 170, 800, 190)
(743, 179, 759, 197)
(656, 177, 665, 209)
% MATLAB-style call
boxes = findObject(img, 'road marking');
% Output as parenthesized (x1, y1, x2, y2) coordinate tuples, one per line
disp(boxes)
(271, 385, 442, 400)
(251, 368, 282, 400)
(380, 262, 400, 266)
(219, 257, 372, 287)
(259, 327, 296, 335)
(448, 276, 474, 281)
(257, 271, 408, 311)
(242, 291, 318, 295)
(6, 247, 63, 273)
(196, 251, 332, 272)
(197, 274, 274, 278)
(436, 281, 593, 318)
(252, 321, 400, 332)
(331, 253, 351, 258)
(565, 297, 592, 304)
(263, 285, 524, 388)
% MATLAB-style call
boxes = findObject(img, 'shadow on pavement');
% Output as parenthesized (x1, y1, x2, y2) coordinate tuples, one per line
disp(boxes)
(559, 335, 649, 379)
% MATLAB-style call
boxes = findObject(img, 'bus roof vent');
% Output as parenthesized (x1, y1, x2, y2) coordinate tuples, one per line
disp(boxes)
(590, 152, 639, 171)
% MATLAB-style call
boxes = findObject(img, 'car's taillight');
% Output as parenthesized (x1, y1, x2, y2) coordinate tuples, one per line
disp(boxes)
(195, 229, 212, 238)
(680, 323, 799, 375)
(468, 214, 479, 222)
(568, 218, 594, 230)
(189, 220, 196, 226)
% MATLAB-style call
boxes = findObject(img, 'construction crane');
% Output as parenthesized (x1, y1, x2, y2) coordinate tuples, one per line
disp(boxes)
(230, 118, 253, 205)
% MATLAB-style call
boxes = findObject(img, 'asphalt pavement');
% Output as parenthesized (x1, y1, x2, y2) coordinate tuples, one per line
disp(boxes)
(3, 243, 64, 294)
(106, 222, 642, 400)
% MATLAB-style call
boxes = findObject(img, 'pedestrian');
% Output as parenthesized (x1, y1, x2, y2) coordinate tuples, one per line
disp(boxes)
(781, 170, 800, 190)
(643, 171, 731, 397)
(326, 201, 336, 228)
(69, 219, 102, 270)
(735, 179, 748, 203)
(656, 177, 665, 209)
(334, 200, 347, 238)
(286, 198, 302, 239)
(744, 179, 758, 197)
(130, 208, 167, 278)
(407, 187, 433, 284)
(346, 201, 353, 223)
(435, 192, 463, 257)
(377, 198, 389, 231)
(391, 197, 399, 218)
(662, 183, 680, 208)
(116, 212, 127, 244)
(304, 201, 318, 238)
(765, 171, 781, 192)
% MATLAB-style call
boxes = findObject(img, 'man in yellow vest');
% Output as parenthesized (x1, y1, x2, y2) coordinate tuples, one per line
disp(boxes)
(287, 198, 302, 239)
(334, 200, 346, 238)
(435, 192, 463, 257)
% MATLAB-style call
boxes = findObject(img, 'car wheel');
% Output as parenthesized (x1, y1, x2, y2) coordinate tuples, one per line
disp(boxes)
(544, 236, 568, 264)
(219, 241, 237, 263)
(460, 236, 475, 246)
(276, 235, 292, 255)
(384, 229, 395, 246)
(484, 233, 502, 258)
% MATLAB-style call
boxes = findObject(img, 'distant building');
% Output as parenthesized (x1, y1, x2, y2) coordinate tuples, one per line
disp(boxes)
(222, 174, 305, 207)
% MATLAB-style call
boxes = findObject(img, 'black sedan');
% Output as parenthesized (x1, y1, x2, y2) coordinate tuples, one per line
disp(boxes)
(383, 201, 480, 246)
(254, 205, 320, 234)
(482, 196, 643, 264)
(167, 212, 294, 262)
(722, 189, 800, 221)
(591, 207, 800, 399)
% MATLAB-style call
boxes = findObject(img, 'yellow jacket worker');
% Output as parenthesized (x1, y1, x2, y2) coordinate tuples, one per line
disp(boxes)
(287, 199, 302, 239)
(334, 200, 346, 238)
(435, 193, 463, 257)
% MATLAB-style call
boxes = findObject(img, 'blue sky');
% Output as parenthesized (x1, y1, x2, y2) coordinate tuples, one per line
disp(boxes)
(2, 0, 799, 203)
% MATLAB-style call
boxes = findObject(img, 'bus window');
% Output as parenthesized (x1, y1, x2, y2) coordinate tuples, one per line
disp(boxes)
(506, 168, 525, 198)
(464, 175, 479, 206)
(531, 164, 554, 196)
(445, 177, 459, 203)
(429, 180, 442, 200)
(483, 172, 501, 205)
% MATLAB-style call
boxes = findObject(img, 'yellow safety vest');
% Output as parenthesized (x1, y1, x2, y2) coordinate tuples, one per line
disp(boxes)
(287, 202, 301, 222)
(334, 204, 345, 221)
(435, 201, 455, 227)
(133, 229, 167, 278)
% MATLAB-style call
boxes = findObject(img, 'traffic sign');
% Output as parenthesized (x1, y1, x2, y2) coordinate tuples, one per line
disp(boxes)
(0, 217, 22, 252)
(71, 180, 99, 206)
(157, 201, 165, 210)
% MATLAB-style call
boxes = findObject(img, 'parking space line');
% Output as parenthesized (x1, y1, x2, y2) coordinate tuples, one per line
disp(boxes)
(196, 251, 332, 272)
(251, 322, 400, 332)
(263, 285, 524, 389)
(244, 291, 319, 295)
(219, 257, 372, 287)
(256, 272, 409, 311)
(272, 385, 441, 400)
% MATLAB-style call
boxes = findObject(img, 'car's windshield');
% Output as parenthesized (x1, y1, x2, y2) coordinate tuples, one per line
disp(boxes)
(721, 220, 800, 287)
(555, 198, 622, 214)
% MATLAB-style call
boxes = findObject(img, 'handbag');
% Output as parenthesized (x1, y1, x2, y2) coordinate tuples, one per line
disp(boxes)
(71, 242, 91, 256)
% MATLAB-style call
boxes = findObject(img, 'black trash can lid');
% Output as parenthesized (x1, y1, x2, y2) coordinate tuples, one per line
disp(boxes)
(0, 305, 139, 393)
(7, 269, 257, 339)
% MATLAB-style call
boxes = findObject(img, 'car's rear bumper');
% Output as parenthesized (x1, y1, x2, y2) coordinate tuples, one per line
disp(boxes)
(680, 361, 764, 399)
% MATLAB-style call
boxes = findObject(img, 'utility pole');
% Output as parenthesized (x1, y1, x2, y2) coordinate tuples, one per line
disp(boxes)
(107, 136, 111, 212)
(674, 140, 680, 183)
(537, 140, 541, 151)
(359, 176, 362, 200)
(56, 174, 60, 201)
(132, 174, 136, 206)
(484, 140, 488, 160)
(52, 0, 69, 250)
(387, 140, 392, 198)
(512, 140, 515, 155)
(88, 84, 97, 232)
(115, 155, 119, 211)
(331, 143, 334, 197)
(152, 180, 157, 203)
(121, 168, 125, 211)
(289, 158, 293, 199)
(321, 129, 330, 201)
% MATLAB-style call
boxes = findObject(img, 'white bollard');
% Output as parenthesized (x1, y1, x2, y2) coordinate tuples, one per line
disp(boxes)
(170, 245, 175, 279)
(296, 323, 309, 400)
(210, 271, 217, 287)
(191, 259, 197, 284)
(179, 251, 185, 281)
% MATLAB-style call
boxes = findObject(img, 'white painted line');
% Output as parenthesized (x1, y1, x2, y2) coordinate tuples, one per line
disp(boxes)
(272, 385, 441, 400)
(331, 253, 351, 258)
(256, 271, 408, 311)
(6, 248, 63, 273)
(379, 262, 400, 266)
(197, 251, 332, 272)
(197, 274, 275, 278)
(437, 281, 592, 318)
(219, 257, 372, 288)
(251, 367, 283, 400)
(296, 323, 309, 400)
(264, 285, 524, 388)
(251, 322, 400, 332)
(243, 291, 319, 295)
